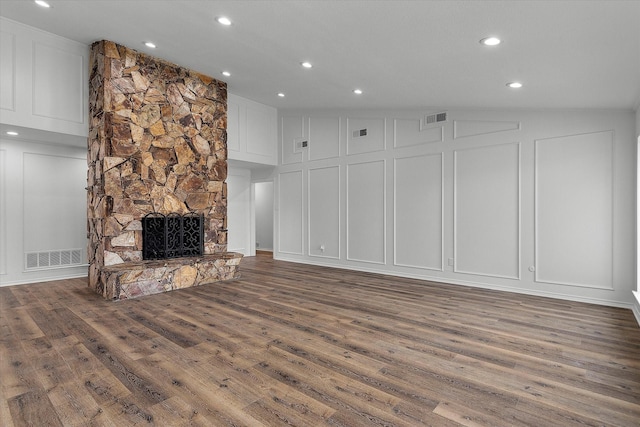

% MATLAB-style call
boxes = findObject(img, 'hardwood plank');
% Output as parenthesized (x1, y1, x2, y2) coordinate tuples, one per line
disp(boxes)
(83, 373, 157, 425)
(7, 391, 62, 427)
(0, 335, 43, 400)
(52, 306, 170, 407)
(2, 308, 43, 341)
(1, 256, 639, 426)
(0, 396, 15, 427)
(47, 381, 112, 427)
(0, 287, 22, 311)
(148, 396, 214, 427)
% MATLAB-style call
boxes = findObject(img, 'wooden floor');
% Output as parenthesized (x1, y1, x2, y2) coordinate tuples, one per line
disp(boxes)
(2, 256, 640, 426)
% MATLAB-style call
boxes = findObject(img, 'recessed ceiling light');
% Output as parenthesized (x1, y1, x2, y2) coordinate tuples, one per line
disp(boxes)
(216, 16, 232, 26)
(353, 89, 363, 95)
(144, 42, 156, 48)
(35, 1, 50, 8)
(6, 131, 19, 136)
(507, 82, 523, 88)
(222, 71, 231, 77)
(480, 37, 501, 46)
(301, 62, 313, 69)
(277, 93, 285, 97)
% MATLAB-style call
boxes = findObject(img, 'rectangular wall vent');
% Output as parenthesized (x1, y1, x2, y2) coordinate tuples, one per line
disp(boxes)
(293, 138, 308, 153)
(25, 249, 83, 270)
(352, 128, 367, 138)
(424, 112, 448, 125)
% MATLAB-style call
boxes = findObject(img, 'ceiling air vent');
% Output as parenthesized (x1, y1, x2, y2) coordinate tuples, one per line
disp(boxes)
(425, 112, 447, 125)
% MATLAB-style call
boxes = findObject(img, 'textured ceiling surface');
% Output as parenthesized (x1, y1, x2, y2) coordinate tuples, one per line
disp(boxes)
(1, 0, 639, 111)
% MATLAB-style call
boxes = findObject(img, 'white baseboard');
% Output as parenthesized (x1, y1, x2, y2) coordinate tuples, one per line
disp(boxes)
(632, 291, 640, 327)
(273, 254, 635, 311)
(0, 272, 87, 287)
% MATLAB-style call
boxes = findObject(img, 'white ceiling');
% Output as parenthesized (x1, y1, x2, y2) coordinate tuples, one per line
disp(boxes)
(1, 0, 639, 111)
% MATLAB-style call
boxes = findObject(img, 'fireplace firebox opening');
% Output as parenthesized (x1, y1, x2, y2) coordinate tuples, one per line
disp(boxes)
(142, 213, 204, 260)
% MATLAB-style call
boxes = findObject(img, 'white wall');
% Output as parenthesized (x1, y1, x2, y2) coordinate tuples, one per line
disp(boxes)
(227, 94, 277, 165)
(0, 19, 89, 286)
(0, 18, 89, 137)
(0, 137, 87, 286)
(255, 182, 274, 251)
(635, 133, 640, 323)
(275, 108, 637, 308)
(226, 167, 252, 256)
(635, 102, 640, 321)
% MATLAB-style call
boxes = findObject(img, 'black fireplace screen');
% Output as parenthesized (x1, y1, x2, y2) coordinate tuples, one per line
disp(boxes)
(142, 213, 203, 260)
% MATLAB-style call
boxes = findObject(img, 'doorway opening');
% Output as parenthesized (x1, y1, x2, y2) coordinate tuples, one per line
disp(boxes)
(254, 181, 274, 257)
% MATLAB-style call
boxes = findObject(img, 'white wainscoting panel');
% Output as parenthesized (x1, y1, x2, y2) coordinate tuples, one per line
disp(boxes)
(535, 131, 614, 289)
(347, 160, 385, 264)
(281, 116, 304, 165)
(32, 41, 84, 123)
(23, 152, 86, 260)
(309, 116, 340, 161)
(0, 31, 15, 112)
(393, 119, 443, 148)
(308, 166, 340, 258)
(454, 120, 521, 139)
(394, 154, 443, 270)
(246, 105, 275, 157)
(0, 149, 6, 275)
(255, 181, 274, 251)
(454, 143, 520, 279)
(227, 168, 251, 255)
(226, 98, 241, 152)
(278, 170, 304, 254)
(347, 117, 385, 155)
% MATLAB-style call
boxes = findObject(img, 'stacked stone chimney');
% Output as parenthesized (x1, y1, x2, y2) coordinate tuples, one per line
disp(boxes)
(87, 40, 240, 300)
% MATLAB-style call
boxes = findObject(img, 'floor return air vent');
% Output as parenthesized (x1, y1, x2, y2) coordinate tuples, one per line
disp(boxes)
(25, 249, 83, 270)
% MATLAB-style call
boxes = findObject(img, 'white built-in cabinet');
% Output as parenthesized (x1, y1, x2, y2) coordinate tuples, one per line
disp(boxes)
(0, 17, 89, 137)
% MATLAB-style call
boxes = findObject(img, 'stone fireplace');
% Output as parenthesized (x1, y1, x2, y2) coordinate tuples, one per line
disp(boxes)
(87, 40, 242, 300)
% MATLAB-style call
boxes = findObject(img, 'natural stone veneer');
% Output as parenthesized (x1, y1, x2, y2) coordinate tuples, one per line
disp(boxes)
(88, 40, 241, 300)
(100, 253, 242, 300)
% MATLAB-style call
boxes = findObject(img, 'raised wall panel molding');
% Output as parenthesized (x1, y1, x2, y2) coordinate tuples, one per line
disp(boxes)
(535, 130, 614, 290)
(23, 152, 87, 258)
(246, 105, 276, 157)
(281, 116, 304, 165)
(394, 153, 444, 270)
(453, 120, 521, 139)
(278, 170, 304, 254)
(227, 169, 252, 256)
(226, 99, 241, 152)
(308, 166, 340, 259)
(32, 41, 85, 124)
(308, 116, 341, 160)
(346, 160, 386, 264)
(228, 94, 277, 165)
(0, 31, 16, 112)
(454, 142, 521, 280)
(393, 118, 443, 148)
(346, 117, 386, 155)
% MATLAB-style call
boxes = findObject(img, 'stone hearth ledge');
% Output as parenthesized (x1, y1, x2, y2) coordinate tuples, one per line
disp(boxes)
(99, 253, 243, 300)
